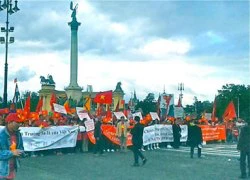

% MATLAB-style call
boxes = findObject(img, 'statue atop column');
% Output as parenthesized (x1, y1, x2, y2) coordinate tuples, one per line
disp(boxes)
(70, 1, 78, 21)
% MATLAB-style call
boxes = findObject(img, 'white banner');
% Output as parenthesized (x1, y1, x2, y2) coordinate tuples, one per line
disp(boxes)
(20, 126, 78, 151)
(53, 103, 67, 114)
(76, 107, 84, 113)
(143, 125, 188, 145)
(113, 111, 126, 119)
(78, 112, 91, 121)
(143, 125, 156, 145)
(79, 126, 86, 132)
(205, 113, 212, 120)
(84, 119, 95, 132)
(150, 112, 160, 121)
(159, 124, 173, 143)
(132, 112, 143, 120)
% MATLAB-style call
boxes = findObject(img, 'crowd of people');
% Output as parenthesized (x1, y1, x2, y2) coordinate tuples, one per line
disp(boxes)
(0, 111, 249, 179)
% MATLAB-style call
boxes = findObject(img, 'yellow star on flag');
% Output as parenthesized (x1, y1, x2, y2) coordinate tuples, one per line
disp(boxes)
(100, 95, 105, 100)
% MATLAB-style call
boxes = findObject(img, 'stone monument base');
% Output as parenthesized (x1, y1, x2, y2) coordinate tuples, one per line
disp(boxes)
(65, 86, 83, 102)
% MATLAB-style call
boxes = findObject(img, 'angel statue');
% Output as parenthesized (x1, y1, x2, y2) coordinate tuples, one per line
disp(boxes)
(70, 1, 78, 20)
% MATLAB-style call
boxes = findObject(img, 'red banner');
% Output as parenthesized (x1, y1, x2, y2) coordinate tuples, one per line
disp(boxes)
(199, 125, 226, 141)
(87, 125, 132, 146)
(87, 131, 96, 144)
(101, 125, 132, 146)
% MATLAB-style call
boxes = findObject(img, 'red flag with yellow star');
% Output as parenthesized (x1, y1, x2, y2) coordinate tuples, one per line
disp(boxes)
(36, 96, 43, 113)
(24, 93, 31, 116)
(94, 90, 112, 104)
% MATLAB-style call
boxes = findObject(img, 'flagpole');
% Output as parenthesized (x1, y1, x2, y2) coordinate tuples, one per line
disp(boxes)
(19, 86, 24, 110)
(237, 96, 240, 119)
(20, 95, 23, 109)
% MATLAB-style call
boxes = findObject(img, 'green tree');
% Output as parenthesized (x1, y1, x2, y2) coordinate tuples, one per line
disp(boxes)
(190, 98, 213, 118)
(216, 84, 250, 120)
(135, 93, 157, 116)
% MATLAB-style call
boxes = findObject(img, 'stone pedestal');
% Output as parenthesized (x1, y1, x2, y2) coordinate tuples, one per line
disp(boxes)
(65, 86, 83, 102)
(39, 85, 56, 112)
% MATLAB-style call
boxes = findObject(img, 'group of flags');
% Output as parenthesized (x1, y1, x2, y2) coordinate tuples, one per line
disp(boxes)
(3, 79, 238, 122)
(93, 90, 126, 119)
(157, 92, 237, 122)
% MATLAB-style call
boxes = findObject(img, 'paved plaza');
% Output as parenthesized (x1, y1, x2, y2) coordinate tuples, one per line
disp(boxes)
(17, 143, 241, 180)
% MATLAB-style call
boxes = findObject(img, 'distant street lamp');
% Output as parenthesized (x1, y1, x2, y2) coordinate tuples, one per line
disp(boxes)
(0, 0, 20, 108)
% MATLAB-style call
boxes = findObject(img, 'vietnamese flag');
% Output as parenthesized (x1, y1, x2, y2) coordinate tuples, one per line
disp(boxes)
(96, 104, 105, 116)
(0, 108, 9, 115)
(24, 94, 31, 116)
(94, 90, 112, 104)
(106, 104, 112, 119)
(64, 100, 71, 114)
(50, 93, 57, 111)
(36, 96, 43, 113)
(223, 101, 236, 121)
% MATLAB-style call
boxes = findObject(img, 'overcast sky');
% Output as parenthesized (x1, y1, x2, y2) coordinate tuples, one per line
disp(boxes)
(0, 0, 249, 106)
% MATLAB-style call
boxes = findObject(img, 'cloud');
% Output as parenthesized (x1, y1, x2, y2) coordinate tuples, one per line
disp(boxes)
(9, 66, 36, 82)
(205, 31, 226, 44)
(0, 0, 248, 106)
(134, 38, 191, 58)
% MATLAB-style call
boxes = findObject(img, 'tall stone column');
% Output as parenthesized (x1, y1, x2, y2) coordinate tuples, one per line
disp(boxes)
(65, 8, 83, 102)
